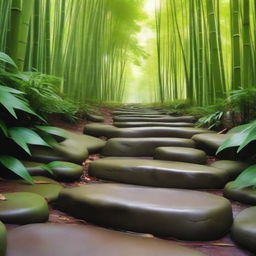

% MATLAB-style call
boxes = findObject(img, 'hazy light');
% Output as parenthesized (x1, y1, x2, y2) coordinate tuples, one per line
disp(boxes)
(144, 0, 156, 14)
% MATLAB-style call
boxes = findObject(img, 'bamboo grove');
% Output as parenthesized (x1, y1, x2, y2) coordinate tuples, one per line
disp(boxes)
(0, 0, 144, 103)
(0, 0, 256, 105)
(155, 0, 256, 104)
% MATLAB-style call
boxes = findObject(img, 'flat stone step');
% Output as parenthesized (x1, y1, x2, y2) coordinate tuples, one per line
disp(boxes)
(85, 112, 104, 122)
(84, 123, 214, 138)
(192, 133, 232, 156)
(102, 138, 196, 157)
(57, 184, 232, 240)
(231, 207, 256, 253)
(0, 192, 49, 224)
(210, 160, 249, 180)
(224, 182, 256, 204)
(0, 176, 63, 202)
(0, 221, 6, 256)
(1, 161, 83, 182)
(113, 110, 166, 115)
(154, 147, 207, 164)
(89, 158, 229, 189)
(113, 115, 196, 122)
(6, 224, 205, 256)
(114, 121, 194, 127)
(192, 133, 256, 160)
(29, 130, 105, 164)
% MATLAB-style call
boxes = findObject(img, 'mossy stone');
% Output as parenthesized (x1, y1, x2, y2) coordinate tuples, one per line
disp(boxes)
(231, 207, 256, 253)
(57, 184, 232, 240)
(0, 221, 6, 256)
(102, 137, 196, 157)
(154, 147, 207, 164)
(0, 192, 49, 224)
(89, 158, 229, 189)
(224, 182, 256, 205)
(0, 176, 63, 202)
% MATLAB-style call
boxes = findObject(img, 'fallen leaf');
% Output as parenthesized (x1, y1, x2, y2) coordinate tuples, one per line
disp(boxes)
(34, 181, 51, 184)
(0, 194, 7, 201)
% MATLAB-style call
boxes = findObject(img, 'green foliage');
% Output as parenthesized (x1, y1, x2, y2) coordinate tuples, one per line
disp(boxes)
(0, 51, 71, 183)
(231, 165, 256, 189)
(217, 120, 256, 154)
(19, 72, 78, 119)
(197, 111, 224, 129)
(228, 87, 256, 123)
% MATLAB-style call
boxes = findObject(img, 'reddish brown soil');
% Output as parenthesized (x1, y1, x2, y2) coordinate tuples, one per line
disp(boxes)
(1, 107, 254, 255)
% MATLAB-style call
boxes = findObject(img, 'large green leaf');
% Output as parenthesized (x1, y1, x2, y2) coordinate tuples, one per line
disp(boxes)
(9, 127, 50, 155)
(36, 126, 69, 138)
(0, 155, 34, 184)
(231, 165, 256, 189)
(237, 126, 256, 152)
(0, 87, 41, 119)
(216, 129, 251, 154)
(0, 52, 18, 69)
(0, 119, 8, 136)
(0, 85, 24, 94)
(217, 120, 256, 154)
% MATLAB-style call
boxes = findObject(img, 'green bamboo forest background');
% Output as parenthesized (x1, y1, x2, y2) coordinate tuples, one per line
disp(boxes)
(0, 0, 256, 104)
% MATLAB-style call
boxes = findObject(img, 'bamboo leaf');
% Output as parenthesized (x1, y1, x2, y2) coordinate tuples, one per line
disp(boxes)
(0, 155, 34, 184)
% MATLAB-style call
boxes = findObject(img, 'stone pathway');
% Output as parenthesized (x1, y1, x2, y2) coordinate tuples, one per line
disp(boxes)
(0, 107, 255, 255)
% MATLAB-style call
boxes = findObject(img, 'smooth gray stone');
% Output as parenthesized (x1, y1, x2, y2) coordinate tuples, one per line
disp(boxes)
(154, 147, 207, 164)
(0, 176, 63, 202)
(210, 160, 249, 180)
(192, 133, 256, 160)
(84, 123, 214, 138)
(57, 184, 232, 240)
(6, 224, 206, 256)
(0, 221, 6, 256)
(114, 121, 194, 127)
(22, 161, 83, 181)
(89, 158, 229, 189)
(0, 192, 49, 224)
(192, 133, 233, 156)
(113, 110, 166, 115)
(224, 182, 256, 204)
(113, 115, 196, 122)
(102, 138, 196, 157)
(29, 130, 105, 164)
(85, 112, 104, 122)
(231, 207, 256, 253)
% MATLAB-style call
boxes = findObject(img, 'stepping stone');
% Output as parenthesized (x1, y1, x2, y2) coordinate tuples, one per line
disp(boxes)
(84, 123, 214, 138)
(57, 184, 232, 240)
(89, 158, 229, 189)
(113, 110, 166, 115)
(23, 161, 83, 181)
(6, 224, 206, 256)
(154, 147, 207, 164)
(113, 115, 196, 122)
(192, 133, 232, 156)
(210, 160, 249, 180)
(0, 221, 6, 256)
(231, 207, 256, 253)
(224, 182, 256, 204)
(29, 130, 105, 164)
(192, 133, 256, 160)
(1, 161, 83, 182)
(115, 114, 167, 118)
(85, 112, 104, 122)
(0, 192, 49, 224)
(114, 121, 194, 127)
(102, 138, 196, 157)
(0, 176, 63, 202)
